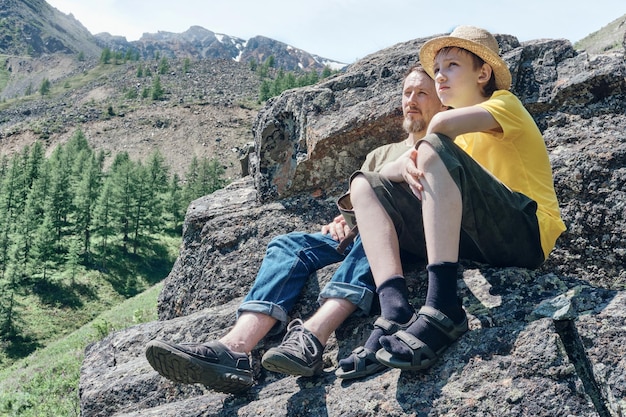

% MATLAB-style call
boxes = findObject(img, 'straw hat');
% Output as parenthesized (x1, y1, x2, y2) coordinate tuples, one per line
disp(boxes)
(419, 25, 512, 91)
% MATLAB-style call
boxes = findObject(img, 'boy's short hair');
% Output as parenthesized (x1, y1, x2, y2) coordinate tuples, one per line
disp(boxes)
(435, 46, 499, 97)
(418, 25, 511, 91)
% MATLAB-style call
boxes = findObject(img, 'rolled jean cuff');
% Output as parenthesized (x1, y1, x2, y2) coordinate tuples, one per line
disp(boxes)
(237, 301, 289, 336)
(318, 282, 375, 316)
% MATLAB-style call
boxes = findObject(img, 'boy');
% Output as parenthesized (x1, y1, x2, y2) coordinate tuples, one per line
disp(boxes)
(338, 26, 565, 373)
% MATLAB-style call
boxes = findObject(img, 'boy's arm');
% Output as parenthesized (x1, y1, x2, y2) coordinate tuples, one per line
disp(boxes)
(426, 105, 501, 138)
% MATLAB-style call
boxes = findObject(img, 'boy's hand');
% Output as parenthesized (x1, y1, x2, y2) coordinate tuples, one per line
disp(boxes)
(403, 148, 424, 199)
(321, 215, 350, 242)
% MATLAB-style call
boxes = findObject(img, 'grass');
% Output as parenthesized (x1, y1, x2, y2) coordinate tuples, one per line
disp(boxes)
(0, 282, 163, 417)
(574, 15, 626, 54)
(0, 60, 129, 111)
(1, 234, 180, 363)
(0, 55, 10, 93)
(0, 233, 180, 416)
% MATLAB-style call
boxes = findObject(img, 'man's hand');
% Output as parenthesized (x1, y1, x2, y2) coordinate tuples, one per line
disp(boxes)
(321, 214, 351, 242)
(403, 148, 424, 199)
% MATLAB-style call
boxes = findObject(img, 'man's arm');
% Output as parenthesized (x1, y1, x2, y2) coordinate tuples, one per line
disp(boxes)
(321, 214, 351, 242)
(377, 147, 416, 182)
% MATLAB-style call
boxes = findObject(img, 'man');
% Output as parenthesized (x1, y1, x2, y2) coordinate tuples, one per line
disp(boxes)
(340, 26, 566, 373)
(145, 64, 446, 393)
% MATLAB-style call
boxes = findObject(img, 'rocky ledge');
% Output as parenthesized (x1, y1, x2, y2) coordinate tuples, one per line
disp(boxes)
(79, 33, 626, 417)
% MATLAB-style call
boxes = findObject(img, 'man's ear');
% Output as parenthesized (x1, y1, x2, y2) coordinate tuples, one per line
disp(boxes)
(478, 63, 493, 86)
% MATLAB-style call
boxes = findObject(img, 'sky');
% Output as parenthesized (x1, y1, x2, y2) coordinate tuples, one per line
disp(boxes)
(46, 0, 626, 64)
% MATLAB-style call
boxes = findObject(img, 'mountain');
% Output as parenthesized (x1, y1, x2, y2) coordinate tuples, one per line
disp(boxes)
(0, 0, 345, 72)
(95, 26, 347, 71)
(0, 0, 101, 57)
(574, 14, 626, 54)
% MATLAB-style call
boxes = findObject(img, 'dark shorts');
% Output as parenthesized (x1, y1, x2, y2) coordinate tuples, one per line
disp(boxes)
(352, 133, 544, 269)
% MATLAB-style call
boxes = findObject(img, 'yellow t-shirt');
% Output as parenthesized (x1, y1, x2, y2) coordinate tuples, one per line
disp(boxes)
(455, 90, 566, 258)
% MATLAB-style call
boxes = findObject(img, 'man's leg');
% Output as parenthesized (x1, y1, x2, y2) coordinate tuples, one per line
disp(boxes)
(147, 231, 348, 391)
(219, 312, 278, 354)
(305, 298, 357, 344)
(261, 238, 375, 377)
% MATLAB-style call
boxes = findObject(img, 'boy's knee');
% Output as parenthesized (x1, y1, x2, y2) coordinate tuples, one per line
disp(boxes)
(415, 140, 441, 169)
(348, 175, 373, 206)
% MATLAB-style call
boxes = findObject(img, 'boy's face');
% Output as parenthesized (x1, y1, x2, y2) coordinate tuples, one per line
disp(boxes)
(432, 47, 489, 108)
(401, 71, 445, 134)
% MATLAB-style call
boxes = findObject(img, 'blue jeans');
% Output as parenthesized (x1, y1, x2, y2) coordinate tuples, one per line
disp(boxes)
(238, 231, 375, 335)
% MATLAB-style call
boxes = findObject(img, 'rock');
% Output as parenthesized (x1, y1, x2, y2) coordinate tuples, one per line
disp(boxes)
(79, 34, 626, 416)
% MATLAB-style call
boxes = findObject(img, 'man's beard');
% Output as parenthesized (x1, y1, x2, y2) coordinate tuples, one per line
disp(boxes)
(403, 116, 425, 134)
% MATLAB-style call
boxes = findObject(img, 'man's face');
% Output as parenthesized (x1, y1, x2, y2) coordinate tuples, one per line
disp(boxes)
(402, 71, 444, 134)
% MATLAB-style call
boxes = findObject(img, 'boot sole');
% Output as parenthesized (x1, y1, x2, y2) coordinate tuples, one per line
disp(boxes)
(146, 340, 253, 393)
(261, 350, 322, 377)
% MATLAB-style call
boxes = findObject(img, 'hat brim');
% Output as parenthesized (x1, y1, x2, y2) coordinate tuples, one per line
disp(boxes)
(419, 35, 512, 91)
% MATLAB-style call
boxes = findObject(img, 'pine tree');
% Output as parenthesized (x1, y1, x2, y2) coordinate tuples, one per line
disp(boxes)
(145, 150, 169, 233)
(31, 211, 57, 281)
(164, 173, 183, 232)
(129, 162, 150, 254)
(74, 154, 102, 257)
(13, 167, 48, 278)
(182, 156, 200, 203)
(201, 158, 227, 195)
(48, 145, 74, 246)
(107, 153, 134, 253)
(151, 75, 164, 100)
(26, 141, 45, 189)
(259, 80, 271, 102)
(93, 180, 115, 268)
(0, 261, 19, 337)
(158, 56, 169, 75)
(0, 156, 27, 278)
(66, 236, 81, 283)
(100, 47, 112, 64)
(39, 78, 51, 95)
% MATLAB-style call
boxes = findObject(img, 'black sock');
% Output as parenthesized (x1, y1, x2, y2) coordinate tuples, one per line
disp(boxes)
(376, 275, 414, 323)
(340, 275, 414, 371)
(424, 262, 464, 323)
(379, 262, 465, 360)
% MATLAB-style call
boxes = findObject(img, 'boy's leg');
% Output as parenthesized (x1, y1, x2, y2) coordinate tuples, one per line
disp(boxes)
(334, 176, 418, 376)
(379, 134, 542, 369)
(348, 175, 404, 286)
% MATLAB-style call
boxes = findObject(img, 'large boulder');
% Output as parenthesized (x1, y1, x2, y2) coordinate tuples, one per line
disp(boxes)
(79, 34, 626, 417)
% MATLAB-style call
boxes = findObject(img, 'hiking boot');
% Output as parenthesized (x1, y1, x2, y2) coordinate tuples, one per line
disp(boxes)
(261, 319, 324, 377)
(145, 339, 253, 394)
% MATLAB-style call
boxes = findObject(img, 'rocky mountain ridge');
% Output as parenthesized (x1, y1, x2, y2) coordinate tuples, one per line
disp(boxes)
(0, 0, 345, 180)
(0, 0, 101, 57)
(95, 26, 346, 71)
(78, 31, 626, 417)
(0, 0, 345, 71)
(0, 54, 261, 181)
